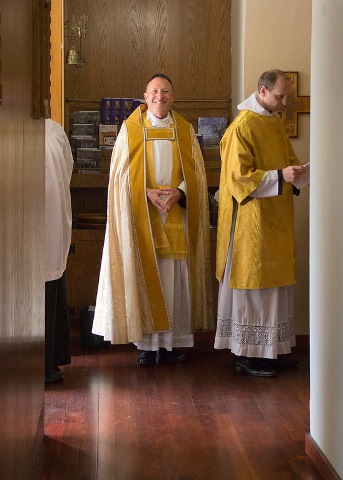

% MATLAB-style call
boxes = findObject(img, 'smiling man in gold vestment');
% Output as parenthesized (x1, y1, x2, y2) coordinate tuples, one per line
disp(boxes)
(215, 69, 308, 377)
(92, 74, 213, 366)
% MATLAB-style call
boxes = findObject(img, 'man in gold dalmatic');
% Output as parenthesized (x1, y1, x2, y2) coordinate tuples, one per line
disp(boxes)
(215, 69, 309, 377)
(92, 73, 213, 365)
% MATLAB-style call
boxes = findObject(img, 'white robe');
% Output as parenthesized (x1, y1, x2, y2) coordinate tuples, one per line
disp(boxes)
(214, 93, 296, 359)
(45, 119, 73, 282)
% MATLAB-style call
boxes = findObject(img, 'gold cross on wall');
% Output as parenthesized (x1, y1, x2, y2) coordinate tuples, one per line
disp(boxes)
(278, 71, 310, 138)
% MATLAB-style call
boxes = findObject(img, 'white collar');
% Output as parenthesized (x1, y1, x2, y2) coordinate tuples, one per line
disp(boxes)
(237, 91, 278, 116)
(147, 109, 172, 127)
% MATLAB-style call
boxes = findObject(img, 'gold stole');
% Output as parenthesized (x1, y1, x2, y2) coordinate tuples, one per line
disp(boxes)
(127, 105, 197, 332)
(143, 116, 187, 260)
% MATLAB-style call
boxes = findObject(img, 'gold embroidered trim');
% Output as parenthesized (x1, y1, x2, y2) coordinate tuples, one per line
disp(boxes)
(144, 127, 175, 141)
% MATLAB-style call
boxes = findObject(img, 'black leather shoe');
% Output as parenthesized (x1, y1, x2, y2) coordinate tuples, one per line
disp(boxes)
(45, 367, 64, 384)
(234, 356, 277, 377)
(156, 348, 187, 365)
(137, 350, 156, 367)
(276, 355, 299, 368)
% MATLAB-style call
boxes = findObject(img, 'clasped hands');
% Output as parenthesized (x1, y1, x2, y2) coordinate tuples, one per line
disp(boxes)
(146, 187, 181, 215)
(282, 165, 305, 183)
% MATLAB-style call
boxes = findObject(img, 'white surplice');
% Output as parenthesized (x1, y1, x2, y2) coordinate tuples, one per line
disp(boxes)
(45, 119, 73, 282)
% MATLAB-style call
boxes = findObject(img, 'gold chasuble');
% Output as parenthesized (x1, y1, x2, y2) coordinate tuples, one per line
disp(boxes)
(216, 111, 301, 289)
(92, 104, 213, 344)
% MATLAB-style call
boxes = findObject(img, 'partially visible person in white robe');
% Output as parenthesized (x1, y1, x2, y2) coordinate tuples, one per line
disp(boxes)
(45, 118, 73, 383)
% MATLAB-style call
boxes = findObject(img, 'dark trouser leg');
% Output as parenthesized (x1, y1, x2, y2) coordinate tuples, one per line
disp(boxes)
(45, 278, 58, 375)
(53, 272, 71, 368)
(45, 272, 71, 375)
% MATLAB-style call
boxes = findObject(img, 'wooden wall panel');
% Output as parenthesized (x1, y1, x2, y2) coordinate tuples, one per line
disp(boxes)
(64, 0, 231, 108)
(63, 0, 230, 318)
(67, 229, 106, 318)
(0, 0, 45, 478)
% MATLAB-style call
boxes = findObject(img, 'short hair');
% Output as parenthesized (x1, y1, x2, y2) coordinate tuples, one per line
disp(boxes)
(145, 73, 174, 91)
(257, 69, 289, 92)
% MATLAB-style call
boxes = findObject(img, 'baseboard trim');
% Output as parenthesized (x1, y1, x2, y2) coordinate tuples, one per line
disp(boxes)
(305, 433, 342, 480)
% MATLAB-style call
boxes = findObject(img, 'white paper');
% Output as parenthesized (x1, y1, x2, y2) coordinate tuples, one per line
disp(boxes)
(293, 162, 310, 189)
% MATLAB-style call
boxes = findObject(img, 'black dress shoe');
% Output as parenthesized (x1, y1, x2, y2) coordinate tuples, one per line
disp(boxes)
(276, 355, 299, 368)
(264, 356, 299, 369)
(234, 356, 277, 377)
(137, 350, 156, 367)
(45, 367, 64, 384)
(156, 348, 187, 365)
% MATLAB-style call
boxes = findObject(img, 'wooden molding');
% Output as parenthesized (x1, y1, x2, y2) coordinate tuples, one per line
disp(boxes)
(0, 11, 2, 105)
(32, 0, 51, 118)
(305, 434, 342, 480)
(50, 0, 64, 124)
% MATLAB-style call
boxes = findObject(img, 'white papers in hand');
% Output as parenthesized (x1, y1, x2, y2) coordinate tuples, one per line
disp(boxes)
(293, 163, 310, 189)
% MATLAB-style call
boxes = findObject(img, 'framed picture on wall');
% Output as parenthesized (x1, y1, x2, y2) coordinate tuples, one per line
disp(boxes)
(198, 117, 228, 147)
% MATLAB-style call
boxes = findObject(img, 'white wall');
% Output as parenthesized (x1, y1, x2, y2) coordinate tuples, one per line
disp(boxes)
(310, 1, 343, 477)
(231, 1, 343, 476)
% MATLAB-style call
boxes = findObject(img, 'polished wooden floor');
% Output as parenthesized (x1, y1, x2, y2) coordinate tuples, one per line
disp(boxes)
(35, 328, 324, 480)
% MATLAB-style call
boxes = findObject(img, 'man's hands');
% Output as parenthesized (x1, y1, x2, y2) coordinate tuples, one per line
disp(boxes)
(282, 165, 305, 183)
(146, 187, 182, 215)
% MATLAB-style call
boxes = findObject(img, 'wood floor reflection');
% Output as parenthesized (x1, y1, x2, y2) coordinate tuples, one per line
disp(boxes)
(35, 329, 323, 480)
